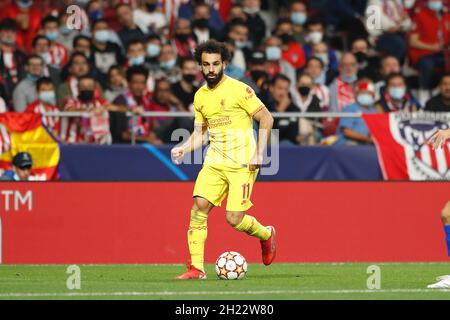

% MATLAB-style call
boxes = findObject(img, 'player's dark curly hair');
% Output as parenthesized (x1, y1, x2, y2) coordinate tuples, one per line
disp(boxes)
(194, 40, 231, 64)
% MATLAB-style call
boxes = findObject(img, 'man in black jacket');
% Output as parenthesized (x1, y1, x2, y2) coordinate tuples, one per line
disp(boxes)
(425, 74, 450, 112)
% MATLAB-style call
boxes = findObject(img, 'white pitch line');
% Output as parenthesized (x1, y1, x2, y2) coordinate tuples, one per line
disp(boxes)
(0, 289, 450, 298)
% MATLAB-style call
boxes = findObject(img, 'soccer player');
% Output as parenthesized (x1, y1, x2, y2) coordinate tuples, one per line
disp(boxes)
(427, 129, 450, 288)
(171, 40, 277, 280)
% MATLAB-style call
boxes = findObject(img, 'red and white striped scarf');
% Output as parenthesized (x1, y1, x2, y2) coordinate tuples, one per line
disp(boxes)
(336, 77, 356, 111)
(25, 100, 60, 135)
(49, 42, 69, 69)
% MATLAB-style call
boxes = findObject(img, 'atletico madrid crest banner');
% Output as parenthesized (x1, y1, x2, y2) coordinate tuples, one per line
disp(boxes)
(363, 113, 450, 180)
(0, 113, 60, 180)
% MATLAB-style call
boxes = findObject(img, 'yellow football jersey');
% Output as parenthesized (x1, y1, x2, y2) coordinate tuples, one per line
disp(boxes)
(193, 76, 264, 171)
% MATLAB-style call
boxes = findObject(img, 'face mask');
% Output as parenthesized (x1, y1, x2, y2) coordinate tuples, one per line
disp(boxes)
(160, 59, 176, 70)
(265, 46, 281, 61)
(357, 93, 375, 106)
(89, 10, 103, 21)
(60, 26, 72, 35)
(182, 74, 196, 83)
(17, 0, 33, 9)
(389, 87, 406, 100)
(146, 3, 158, 12)
(175, 33, 190, 43)
(147, 44, 160, 58)
(403, 0, 416, 9)
(315, 53, 329, 66)
(354, 51, 367, 64)
(235, 40, 248, 49)
(314, 72, 326, 85)
(308, 31, 323, 44)
(94, 30, 110, 43)
(342, 74, 357, 84)
(298, 86, 311, 97)
(280, 33, 294, 44)
(193, 18, 209, 29)
(1, 37, 16, 47)
(291, 12, 307, 25)
(428, 0, 443, 11)
(45, 31, 59, 42)
(26, 73, 40, 81)
(39, 91, 56, 105)
(243, 7, 259, 15)
(78, 90, 94, 102)
(130, 55, 145, 66)
(39, 52, 51, 64)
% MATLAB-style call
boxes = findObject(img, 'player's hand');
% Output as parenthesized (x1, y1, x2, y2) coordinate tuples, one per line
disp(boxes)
(427, 129, 450, 149)
(249, 153, 263, 172)
(171, 146, 185, 164)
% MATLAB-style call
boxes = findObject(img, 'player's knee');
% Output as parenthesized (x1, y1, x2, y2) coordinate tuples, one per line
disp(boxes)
(192, 197, 211, 213)
(226, 211, 244, 227)
(441, 201, 450, 224)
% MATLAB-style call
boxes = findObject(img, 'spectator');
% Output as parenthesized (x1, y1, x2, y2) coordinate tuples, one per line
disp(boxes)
(40, 15, 69, 69)
(291, 72, 323, 144)
(104, 65, 128, 103)
(226, 19, 251, 73)
(227, 3, 248, 23)
(274, 18, 306, 70)
(191, 2, 222, 43)
(61, 75, 112, 144)
(303, 18, 339, 73)
(171, 56, 199, 111)
(25, 76, 59, 136)
(289, 0, 309, 45)
(242, 0, 267, 47)
(264, 74, 300, 145)
(329, 53, 358, 112)
(145, 35, 163, 72)
(2, 0, 42, 53)
(31, 35, 62, 87)
(408, 0, 450, 91)
(133, 0, 167, 35)
(312, 42, 338, 84)
(126, 39, 147, 68)
(156, 43, 180, 83)
(337, 79, 378, 145)
(304, 57, 330, 110)
(366, 0, 413, 63)
(91, 19, 125, 87)
(425, 73, 450, 111)
(172, 18, 196, 58)
(111, 65, 162, 144)
(263, 36, 297, 90)
(375, 72, 421, 112)
(116, 3, 149, 49)
(57, 52, 91, 108)
(0, 18, 27, 105)
(241, 50, 270, 95)
(0, 152, 33, 181)
(178, 0, 225, 36)
(374, 55, 401, 99)
(12, 54, 44, 112)
(351, 37, 379, 81)
(57, 10, 78, 51)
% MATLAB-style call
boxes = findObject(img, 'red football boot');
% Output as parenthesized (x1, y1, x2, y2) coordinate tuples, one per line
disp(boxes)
(175, 265, 207, 280)
(260, 226, 276, 265)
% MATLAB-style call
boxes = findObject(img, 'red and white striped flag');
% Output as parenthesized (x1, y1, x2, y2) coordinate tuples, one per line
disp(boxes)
(363, 113, 450, 180)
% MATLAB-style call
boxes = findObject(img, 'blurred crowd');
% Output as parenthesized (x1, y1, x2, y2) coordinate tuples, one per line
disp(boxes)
(0, 0, 449, 146)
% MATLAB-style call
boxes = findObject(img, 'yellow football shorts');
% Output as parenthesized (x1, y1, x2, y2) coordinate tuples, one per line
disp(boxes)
(193, 165, 259, 212)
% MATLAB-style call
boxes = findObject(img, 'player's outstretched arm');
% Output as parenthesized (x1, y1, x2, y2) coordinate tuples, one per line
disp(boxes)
(427, 128, 450, 150)
(171, 124, 207, 164)
(249, 106, 274, 171)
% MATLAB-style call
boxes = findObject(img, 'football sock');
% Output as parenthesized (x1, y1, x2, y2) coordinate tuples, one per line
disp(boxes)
(445, 225, 450, 257)
(188, 210, 208, 272)
(234, 214, 271, 241)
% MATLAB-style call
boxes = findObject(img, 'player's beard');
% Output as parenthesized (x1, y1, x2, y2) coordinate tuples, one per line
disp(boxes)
(203, 68, 224, 88)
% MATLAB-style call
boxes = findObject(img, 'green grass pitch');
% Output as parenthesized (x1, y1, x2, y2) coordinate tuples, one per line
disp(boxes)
(0, 263, 450, 300)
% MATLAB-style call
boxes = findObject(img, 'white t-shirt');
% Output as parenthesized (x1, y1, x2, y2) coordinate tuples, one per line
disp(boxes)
(133, 9, 167, 33)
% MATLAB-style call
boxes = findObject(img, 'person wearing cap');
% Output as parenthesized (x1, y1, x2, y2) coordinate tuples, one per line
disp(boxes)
(241, 50, 270, 95)
(0, 152, 33, 181)
(337, 79, 378, 145)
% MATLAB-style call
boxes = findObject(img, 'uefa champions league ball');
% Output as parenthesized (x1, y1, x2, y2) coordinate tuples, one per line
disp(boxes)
(215, 251, 248, 280)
